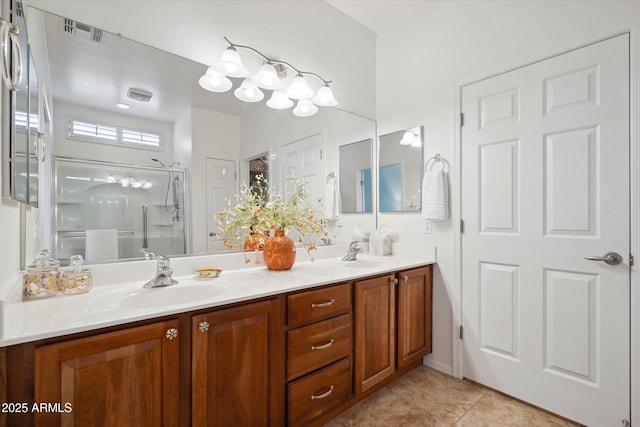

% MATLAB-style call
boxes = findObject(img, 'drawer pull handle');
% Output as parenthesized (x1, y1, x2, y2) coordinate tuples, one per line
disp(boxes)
(311, 339, 334, 351)
(311, 385, 334, 400)
(311, 299, 335, 308)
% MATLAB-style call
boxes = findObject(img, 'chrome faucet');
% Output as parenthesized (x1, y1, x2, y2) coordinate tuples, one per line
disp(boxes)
(139, 248, 156, 260)
(144, 256, 178, 288)
(342, 241, 364, 261)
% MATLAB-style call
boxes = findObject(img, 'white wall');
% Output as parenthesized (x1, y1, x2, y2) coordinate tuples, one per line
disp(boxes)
(375, 0, 640, 374)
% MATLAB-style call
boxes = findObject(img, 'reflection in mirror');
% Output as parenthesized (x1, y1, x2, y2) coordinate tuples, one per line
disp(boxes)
(28, 49, 39, 207)
(11, 3, 29, 203)
(248, 154, 269, 199)
(339, 139, 372, 213)
(54, 158, 186, 263)
(21, 5, 377, 263)
(379, 126, 423, 212)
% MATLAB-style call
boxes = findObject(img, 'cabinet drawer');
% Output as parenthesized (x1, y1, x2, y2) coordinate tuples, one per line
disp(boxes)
(288, 283, 350, 326)
(288, 358, 350, 427)
(287, 313, 351, 380)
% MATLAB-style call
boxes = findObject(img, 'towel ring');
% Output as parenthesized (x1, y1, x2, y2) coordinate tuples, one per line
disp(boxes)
(326, 172, 336, 183)
(425, 154, 448, 172)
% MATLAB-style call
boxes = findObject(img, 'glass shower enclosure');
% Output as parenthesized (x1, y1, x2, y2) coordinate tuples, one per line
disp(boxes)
(54, 157, 187, 263)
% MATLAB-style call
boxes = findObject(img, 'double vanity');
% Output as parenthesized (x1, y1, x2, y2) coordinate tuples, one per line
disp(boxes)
(0, 245, 435, 426)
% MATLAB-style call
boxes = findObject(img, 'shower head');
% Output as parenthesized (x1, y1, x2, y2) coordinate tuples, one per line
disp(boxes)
(151, 158, 166, 167)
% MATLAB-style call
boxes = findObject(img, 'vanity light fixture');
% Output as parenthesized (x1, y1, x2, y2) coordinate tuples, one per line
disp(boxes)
(198, 67, 232, 92)
(399, 131, 417, 145)
(199, 37, 337, 117)
(399, 129, 422, 147)
(293, 99, 318, 117)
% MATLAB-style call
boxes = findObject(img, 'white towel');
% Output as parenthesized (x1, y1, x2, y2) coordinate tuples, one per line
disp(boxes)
(421, 170, 449, 221)
(323, 180, 340, 220)
(85, 229, 118, 261)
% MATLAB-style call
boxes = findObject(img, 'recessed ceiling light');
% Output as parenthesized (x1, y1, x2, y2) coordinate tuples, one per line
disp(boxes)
(116, 103, 131, 109)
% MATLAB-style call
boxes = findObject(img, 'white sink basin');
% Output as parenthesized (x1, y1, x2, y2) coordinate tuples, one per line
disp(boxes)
(342, 258, 397, 269)
(117, 284, 224, 309)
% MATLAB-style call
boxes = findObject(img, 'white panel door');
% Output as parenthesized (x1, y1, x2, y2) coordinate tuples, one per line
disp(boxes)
(280, 133, 324, 204)
(206, 158, 236, 253)
(461, 35, 629, 426)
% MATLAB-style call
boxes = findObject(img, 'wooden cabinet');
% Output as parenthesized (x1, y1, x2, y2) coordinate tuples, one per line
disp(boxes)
(34, 320, 180, 427)
(287, 283, 350, 326)
(192, 299, 282, 427)
(397, 266, 433, 368)
(354, 273, 396, 394)
(286, 284, 352, 427)
(287, 359, 350, 427)
(9, 263, 433, 427)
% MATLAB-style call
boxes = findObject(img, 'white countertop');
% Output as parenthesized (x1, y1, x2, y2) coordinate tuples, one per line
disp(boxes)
(0, 244, 436, 347)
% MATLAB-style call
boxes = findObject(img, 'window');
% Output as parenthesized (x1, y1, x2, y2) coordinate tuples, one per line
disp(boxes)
(68, 118, 163, 151)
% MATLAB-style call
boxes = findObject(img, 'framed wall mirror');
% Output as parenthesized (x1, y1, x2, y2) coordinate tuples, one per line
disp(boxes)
(339, 138, 372, 213)
(0, 0, 42, 207)
(378, 126, 423, 212)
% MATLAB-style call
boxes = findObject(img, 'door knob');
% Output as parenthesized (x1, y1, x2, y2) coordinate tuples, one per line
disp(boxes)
(584, 252, 622, 265)
(208, 232, 216, 237)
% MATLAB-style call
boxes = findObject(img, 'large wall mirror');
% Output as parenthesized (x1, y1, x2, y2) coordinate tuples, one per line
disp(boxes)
(19, 4, 377, 264)
(339, 139, 372, 213)
(378, 126, 423, 212)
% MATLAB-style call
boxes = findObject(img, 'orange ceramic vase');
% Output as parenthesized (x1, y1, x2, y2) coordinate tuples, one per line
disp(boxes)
(263, 230, 296, 270)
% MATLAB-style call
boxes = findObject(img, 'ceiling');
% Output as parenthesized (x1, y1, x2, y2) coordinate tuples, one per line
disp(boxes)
(324, 0, 430, 34)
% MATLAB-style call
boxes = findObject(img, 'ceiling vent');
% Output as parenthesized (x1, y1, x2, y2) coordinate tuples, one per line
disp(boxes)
(61, 18, 103, 43)
(127, 88, 153, 102)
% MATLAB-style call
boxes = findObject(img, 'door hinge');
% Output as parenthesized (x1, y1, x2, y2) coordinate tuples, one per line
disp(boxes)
(459, 325, 463, 340)
(622, 419, 630, 427)
(320, 149, 323, 160)
(630, 254, 634, 267)
(460, 219, 464, 234)
(460, 112, 465, 127)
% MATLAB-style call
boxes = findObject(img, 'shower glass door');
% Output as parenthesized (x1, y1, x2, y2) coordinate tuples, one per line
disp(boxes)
(54, 157, 186, 263)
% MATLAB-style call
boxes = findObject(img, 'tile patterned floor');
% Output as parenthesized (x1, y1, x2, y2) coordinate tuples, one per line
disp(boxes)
(324, 366, 581, 427)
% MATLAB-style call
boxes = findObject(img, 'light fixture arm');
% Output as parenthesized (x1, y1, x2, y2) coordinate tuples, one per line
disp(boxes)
(224, 37, 332, 85)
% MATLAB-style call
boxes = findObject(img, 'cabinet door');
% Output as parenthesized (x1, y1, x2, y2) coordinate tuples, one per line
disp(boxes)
(34, 320, 180, 427)
(192, 299, 282, 427)
(354, 274, 396, 394)
(397, 266, 433, 368)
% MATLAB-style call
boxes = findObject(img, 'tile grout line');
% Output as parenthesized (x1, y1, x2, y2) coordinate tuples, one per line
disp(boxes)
(452, 385, 489, 425)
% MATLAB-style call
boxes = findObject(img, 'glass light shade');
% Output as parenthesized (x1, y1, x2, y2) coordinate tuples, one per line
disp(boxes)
(266, 89, 294, 109)
(199, 67, 232, 92)
(399, 131, 417, 145)
(287, 73, 314, 100)
(217, 47, 248, 78)
(293, 99, 318, 117)
(234, 79, 264, 102)
(311, 84, 338, 106)
(252, 62, 279, 90)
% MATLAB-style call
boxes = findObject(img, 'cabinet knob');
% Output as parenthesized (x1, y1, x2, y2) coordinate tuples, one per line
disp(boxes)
(198, 321, 210, 332)
(165, 328, 178, 340)
(311, 299, 334, 308)
(393, 278, 399, 285)
(311, 385, 334, 400)
(403, 275, 409, 282)
(311, 339, 334, 351)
